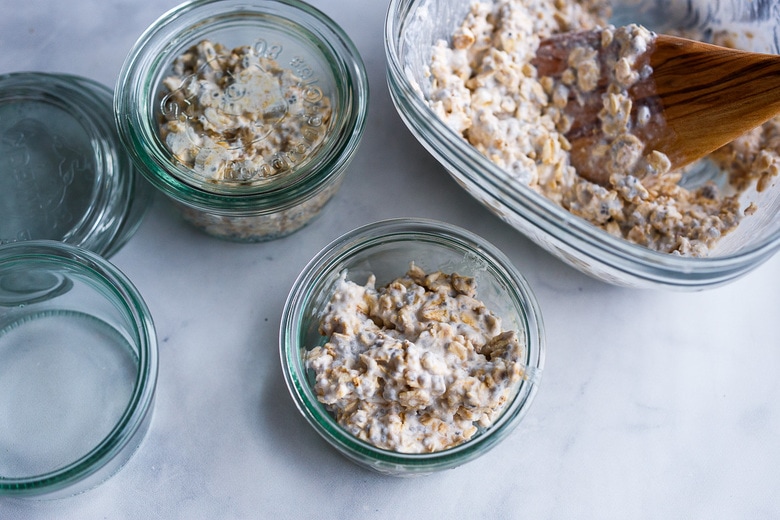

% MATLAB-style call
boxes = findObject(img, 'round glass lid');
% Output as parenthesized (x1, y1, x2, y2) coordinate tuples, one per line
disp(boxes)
(0, 72, 151, 258)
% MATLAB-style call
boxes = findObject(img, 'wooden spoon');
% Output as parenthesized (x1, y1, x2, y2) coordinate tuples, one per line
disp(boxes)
(532, 29, 780, 185)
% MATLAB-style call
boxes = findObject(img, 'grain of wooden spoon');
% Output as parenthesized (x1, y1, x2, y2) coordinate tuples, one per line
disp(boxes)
(532, 29, 780, 186)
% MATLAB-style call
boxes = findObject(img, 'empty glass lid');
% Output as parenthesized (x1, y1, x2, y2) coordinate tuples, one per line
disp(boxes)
(0, 72, 151, 258)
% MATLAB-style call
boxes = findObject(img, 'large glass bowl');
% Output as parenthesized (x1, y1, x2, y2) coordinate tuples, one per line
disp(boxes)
(385, 0, 780, 289)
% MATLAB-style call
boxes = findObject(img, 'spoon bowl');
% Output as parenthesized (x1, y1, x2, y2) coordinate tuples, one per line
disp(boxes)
(533, 28, 780, 185)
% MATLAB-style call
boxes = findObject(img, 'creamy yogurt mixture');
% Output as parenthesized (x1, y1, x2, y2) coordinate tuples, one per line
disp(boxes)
(428, 0, 779, 256)
(155, 39, 337, 241)
(305, 264, 525, 453)
(159, 40, 332, 185)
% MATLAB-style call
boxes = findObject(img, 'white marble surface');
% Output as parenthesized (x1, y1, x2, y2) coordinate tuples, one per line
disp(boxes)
(1, 0, 779, 518)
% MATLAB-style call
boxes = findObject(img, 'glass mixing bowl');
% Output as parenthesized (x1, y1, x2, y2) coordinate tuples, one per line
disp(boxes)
(385, 0, 780, 289)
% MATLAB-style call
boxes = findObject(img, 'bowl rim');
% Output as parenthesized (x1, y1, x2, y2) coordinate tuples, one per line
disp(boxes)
(279, 217, 545, 472)
(383, 0, 780, 289)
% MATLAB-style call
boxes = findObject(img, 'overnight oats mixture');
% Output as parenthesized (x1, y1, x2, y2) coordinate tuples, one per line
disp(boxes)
(159, 40, 332, 185)
(427, 0, 779, 256)
(153, 39, 339, 241)
(305, 264, 525, 453)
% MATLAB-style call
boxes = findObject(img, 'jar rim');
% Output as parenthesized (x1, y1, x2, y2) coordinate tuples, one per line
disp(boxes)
(114, 0, 369, 213)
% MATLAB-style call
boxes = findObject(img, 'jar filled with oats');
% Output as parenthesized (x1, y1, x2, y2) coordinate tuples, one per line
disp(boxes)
(115, 0, 368, 242)
(281, 219, 545, 475)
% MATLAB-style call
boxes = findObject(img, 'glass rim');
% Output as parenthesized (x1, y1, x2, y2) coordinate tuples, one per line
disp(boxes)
(0, 240, 158, 496)
(280, 218, 545, 471)
(114, 0, 369, 212)
(383, 0, 780, 289)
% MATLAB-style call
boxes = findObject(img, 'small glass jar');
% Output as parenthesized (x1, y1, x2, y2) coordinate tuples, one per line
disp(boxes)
(115, 0, 369, 242)
(0, 240, 158, 499)
(0, 72, 152, 257)
(280, 218, 545, 475)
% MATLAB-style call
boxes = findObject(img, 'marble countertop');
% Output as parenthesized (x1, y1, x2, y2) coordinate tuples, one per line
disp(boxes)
(1, 0, 778, 518)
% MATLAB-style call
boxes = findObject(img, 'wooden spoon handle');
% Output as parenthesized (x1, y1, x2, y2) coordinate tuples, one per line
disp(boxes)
(648, 35, 780, 167)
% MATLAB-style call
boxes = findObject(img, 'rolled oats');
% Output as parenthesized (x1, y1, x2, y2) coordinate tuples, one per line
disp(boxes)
(427, 0, 779, 256)
(159, 40, 332, 185)
(305, 264, 525, 453)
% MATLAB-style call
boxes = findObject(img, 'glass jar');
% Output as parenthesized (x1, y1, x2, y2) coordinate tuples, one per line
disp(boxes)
(280, 218, 545, 475)
(0, 72, 152, 257)
(0, 240, 158, 498)
(115, 0, 369, 242)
